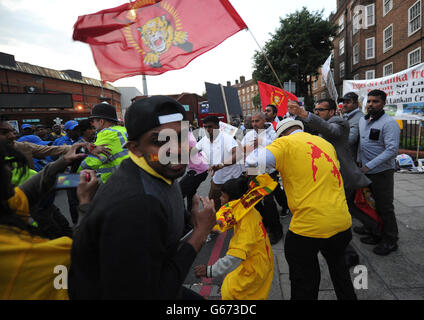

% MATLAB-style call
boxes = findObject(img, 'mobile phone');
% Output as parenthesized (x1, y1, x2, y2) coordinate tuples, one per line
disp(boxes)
(56, 173, 81, 189)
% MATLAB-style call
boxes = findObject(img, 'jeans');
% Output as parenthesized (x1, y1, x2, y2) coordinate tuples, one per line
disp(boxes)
(284, 228, 357, 300)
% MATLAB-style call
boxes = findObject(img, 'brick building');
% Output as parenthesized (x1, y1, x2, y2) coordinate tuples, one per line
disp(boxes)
(327, 0, 423, 96)
(228, 76, 259, 117)
(0, 52, 121, 131)
(311, 67, 331, 102)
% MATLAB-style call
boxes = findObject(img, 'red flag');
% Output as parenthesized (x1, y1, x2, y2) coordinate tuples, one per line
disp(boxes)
(354, 187, 383, 231)
(73, 0, 247, 82)
(257, 81, 298, 117)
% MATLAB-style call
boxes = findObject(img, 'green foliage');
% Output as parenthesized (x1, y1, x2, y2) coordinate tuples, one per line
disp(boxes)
(252, 93, 261, 109)
(252, 7, 337, 101)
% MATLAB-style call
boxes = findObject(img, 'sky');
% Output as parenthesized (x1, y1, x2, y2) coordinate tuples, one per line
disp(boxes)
(0, 0, 337, 96)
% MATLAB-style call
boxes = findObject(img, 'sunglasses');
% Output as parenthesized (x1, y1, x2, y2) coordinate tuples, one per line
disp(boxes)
(314, 108, 330, 112)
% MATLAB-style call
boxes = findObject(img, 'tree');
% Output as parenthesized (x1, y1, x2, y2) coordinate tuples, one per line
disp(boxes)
(252, 7, 337, 109)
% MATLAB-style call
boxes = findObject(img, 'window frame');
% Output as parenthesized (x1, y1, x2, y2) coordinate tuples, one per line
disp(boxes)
(339, 38, 345, 56)
(408, 0, 422, 37)
(353, 43, 359, 65)
(383, 0, 393, 17)
(383, 24, 393, 53)
(408, 47, 422, 68)
(365, 37, 375, 60)
(383, 62, 393, 77)
(340, 62, 345, 79)
(366, 4, 375, 27)
(365, 70, 375, 79)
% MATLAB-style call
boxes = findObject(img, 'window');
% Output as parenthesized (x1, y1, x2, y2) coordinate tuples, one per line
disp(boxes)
(353, 43, 359, 65)
(365, 37, 375, 59)
(409, 0, 422, 36)
(313, 80, 318, 90)
(321, 92, 327, 99)
(366, 4, 375, 27)
(383, 24, 393, 52)
(338, 15, 344, 33)
(339, 38, 345, 56)
(353, 74, 360, 80)
(408, 47, 422, 67)
(383, 62, 393, 76)
(365, 70, 375, 79)
(340, 62, 345, 78)
(383, 0, 393, 16)
(352, 11, 360, 35)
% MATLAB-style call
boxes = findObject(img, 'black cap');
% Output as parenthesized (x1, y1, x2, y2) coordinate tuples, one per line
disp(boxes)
(125, 95, 187, 141)
(90, 103, 118, 122)
(338, 92, 358, 103)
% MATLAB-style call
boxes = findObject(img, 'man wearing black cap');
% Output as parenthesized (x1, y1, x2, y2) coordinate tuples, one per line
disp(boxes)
(69, 96, 217, 299)
(339, 92, 363, 162)
(78, 103, 129, 183)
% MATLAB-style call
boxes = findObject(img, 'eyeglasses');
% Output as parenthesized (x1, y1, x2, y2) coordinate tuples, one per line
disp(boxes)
(313, 108, 330, 112)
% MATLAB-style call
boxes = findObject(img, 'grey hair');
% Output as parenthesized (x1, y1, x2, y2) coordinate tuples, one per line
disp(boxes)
(252, 112, 266, 120)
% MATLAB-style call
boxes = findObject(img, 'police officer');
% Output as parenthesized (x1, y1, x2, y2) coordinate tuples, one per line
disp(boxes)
(78, 103, 129, 183)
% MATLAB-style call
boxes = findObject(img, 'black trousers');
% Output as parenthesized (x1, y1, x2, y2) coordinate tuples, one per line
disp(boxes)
(179, 170, 208, 212)
(284, 228, 357, 300)
(252, 172, 283, 236)
(366, 169, 398, 244)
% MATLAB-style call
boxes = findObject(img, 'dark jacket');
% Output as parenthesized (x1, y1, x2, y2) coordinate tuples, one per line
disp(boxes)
(68, 158, 196, 299)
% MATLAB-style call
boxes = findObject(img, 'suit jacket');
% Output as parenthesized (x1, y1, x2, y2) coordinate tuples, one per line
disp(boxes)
(343, 108, 364, 162)
(300, 113, 371, 194)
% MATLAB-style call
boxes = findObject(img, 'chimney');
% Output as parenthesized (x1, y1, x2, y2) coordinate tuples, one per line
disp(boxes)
(227, 81, 231, 87)
(0, 52, 16, 67)
(240, 76, 245, 84)
(235, 80, 239, 85)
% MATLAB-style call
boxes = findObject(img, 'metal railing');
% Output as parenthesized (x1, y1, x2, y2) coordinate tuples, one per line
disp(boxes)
(399, 120, 423, 151)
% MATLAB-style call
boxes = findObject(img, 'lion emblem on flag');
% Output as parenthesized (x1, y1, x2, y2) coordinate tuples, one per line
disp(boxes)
(137, 15, 193, 68)
(270, 91, 285, 107)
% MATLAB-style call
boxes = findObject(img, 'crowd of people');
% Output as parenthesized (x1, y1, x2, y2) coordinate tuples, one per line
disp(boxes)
(0, 89, 401, 300)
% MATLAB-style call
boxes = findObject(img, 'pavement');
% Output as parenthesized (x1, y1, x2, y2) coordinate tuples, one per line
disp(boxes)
(269, 171, 424, 300)
(56, 171, 424, 300)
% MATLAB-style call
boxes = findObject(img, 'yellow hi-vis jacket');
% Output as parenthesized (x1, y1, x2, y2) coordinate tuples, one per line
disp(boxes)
(78, 125, 129, 183)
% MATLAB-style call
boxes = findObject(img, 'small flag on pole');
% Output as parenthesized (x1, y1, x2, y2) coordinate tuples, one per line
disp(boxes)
(257, 81, 298, 118)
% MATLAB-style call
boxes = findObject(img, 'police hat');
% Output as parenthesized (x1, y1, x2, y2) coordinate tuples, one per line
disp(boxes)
(125, 96, 187, 141)
(90, 103, 118, 122)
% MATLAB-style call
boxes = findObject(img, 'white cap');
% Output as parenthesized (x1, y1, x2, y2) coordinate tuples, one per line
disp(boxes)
(275, 118, 304, 137)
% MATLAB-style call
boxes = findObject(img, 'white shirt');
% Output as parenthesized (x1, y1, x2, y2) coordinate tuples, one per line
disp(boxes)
(242, 125, 276, 174)
(196, 132, 243, 184)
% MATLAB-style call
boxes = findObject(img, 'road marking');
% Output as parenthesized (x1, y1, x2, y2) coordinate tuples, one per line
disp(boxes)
(199, 231, 227, 298)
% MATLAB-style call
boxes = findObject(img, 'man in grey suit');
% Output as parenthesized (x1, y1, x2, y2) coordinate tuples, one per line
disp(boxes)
(288, 99, 372, 267)
(340, 92, 363, 162)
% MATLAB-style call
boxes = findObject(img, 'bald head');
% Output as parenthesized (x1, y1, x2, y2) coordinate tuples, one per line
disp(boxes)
(251, 112, 266, 131)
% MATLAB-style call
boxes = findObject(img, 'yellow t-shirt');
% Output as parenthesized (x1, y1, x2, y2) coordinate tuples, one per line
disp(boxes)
(266, 132, 351, 238)
(221, 207, 274, 300)
(2, 187, 71, 300)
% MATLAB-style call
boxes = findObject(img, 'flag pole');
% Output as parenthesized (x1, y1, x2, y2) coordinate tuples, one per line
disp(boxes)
(220, 84, 231, 124)
(247, 28, 289, 102)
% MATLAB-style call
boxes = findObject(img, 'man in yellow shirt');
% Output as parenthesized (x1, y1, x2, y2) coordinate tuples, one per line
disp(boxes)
(247, 118, 357, 300)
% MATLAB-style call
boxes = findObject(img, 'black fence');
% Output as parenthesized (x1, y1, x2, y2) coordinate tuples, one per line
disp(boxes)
(399, 120, 424, 151)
